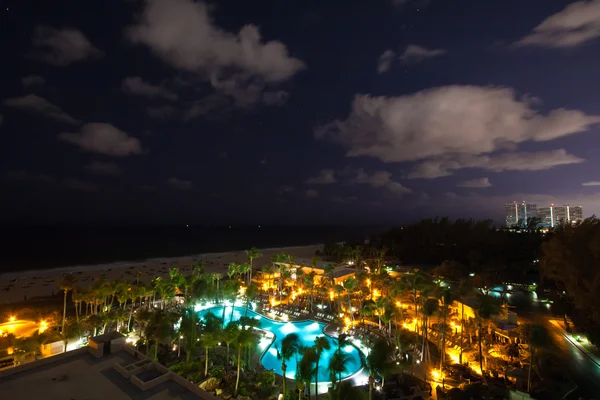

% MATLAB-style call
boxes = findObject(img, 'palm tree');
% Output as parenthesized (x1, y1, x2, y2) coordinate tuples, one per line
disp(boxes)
(59, 274, 77, 335)
(359, 338, 392, 400)
(246, 247, 262, 285)
(438, 286, 455, 372)
(277, 333, 301, 396)
(312, 336, 331, 400)
(457, 279, 473, 364)
(344, 277, 357, 321)
(328, 351, 351, 399)
(297, 346, 317, 400)
(521, 324, 549, 393)
(200, 331, 219, 377)
(145, 309, 176, 360)
(420, 297, 438, 381)
(235, 328, 255, 396)
(224, 321, 240, 369)
(474, 294, 501, 379)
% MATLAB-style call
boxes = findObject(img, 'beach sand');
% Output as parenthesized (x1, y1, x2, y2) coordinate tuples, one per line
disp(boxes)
(0, 245, 323, 304)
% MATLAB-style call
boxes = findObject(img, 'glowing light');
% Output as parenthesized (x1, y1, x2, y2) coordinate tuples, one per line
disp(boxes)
(239, 286, 247, 296)
(344, 345, 354, 353)
(329, 290, 335, 301)
(9, 316, 15, 322)
(259, 336, 271, 349)
(39, 320, 48, 334)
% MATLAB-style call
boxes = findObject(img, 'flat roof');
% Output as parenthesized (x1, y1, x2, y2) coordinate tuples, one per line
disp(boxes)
(321, 268, 356, 279)
(0, 348, 205, 400)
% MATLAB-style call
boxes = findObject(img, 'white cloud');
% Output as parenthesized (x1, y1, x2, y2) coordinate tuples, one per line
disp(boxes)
(122, 77, 178, 101)
(22, 75, 46, 86)
(408, 149, 584, 179)
(457, 177, 491, 188)
(516, 0, 600, 48)
(377, 49, 396, 73)
(4, 95, 80, 125)
(31, 26, 103, 66)
(316, 85, 600, 164)
(399, 44, 446, 64)
(355, 169, 412, 195)
(86, 161, 122, 176)
(60, 123, 142, 156)
(582, 181, 600, 186)
(305, 189, 319, 199)
(128, 0, 305, 105)
(306, 169, 336, 184)
(166, 177, 193, 190)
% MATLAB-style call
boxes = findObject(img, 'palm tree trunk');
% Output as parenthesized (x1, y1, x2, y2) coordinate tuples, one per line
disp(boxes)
(478, 321, 484, 378)
(62, 289, 68, 334)
(315, 359, 320, 400)
(75, 302, 79, 322)
(205, 348, 209, 377)
(282, 364, 287, 395)
(235, 346, 242, 396)
(128, 305, 135, 332)
(460, 303, 464, 364)
(527, 350, 533, 393)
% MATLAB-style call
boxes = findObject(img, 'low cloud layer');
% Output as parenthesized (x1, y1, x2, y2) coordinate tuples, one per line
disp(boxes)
(305, 169, 336, 184)
(305, 189, 319, 199)
(31, 26, 103, 66)
(582, 181, 600, 187)
(399, 44, 446, 64)
(457, 177, 491, 188)
(60, 123, 142, 156)
(22, 75, 45, 86)
(4, 95, 80, 125)
(355, 169, 412, 195)
(316, 85, 600, 166)
(408, 149, 584, 179)
(516, 0, 600, 48)
(122, 77, 178, 101)
(86, 161, 122, 176)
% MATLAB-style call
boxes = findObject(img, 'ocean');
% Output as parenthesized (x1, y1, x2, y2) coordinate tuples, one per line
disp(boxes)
(0, 225, 383, 273)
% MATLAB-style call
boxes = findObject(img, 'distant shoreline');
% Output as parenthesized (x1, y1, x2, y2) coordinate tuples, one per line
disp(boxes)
(0, 244, 324, 304)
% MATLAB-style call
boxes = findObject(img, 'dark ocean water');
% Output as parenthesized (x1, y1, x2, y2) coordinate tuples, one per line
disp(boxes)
(0, 225, 383, 273)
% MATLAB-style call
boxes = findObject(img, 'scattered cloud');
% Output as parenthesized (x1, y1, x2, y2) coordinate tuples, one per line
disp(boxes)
(262, 91, 289, 106)
(64, 178, 99, 191)
(408, 149, 584, 179)
(166, 177, 193, 190)
(316, 85, 600, 165)
(4, 95, 80, 125)
(399, 44, 446, 64)
(22, 75, 46, 86)
(278, 185, 295, 194)
(30, 26, 103, 66)
(377, 49, 396, 73)
(355, 169, 412, 195)
(305, 189, 319, 199)
(122, 77, 178, 101)
(329, 195, 357, 203)
(515, 0, 600, 48)
(392, 0, 430, 9)
(59, 123, 142, 156)
(260, 159, 267, 165)
(457, 177, 492, 188)
(306, 169, 336, 184)
(582, 181, 600, 186)
(86, 161, 122, 176)
(128, 0, 305, 106)
(184, 94, 231, 120)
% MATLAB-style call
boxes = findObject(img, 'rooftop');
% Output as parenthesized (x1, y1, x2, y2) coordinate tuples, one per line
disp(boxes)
(0, 335, 217, 400)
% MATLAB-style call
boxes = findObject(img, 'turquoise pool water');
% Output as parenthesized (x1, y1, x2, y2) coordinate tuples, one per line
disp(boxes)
(198, 306, 363, 381)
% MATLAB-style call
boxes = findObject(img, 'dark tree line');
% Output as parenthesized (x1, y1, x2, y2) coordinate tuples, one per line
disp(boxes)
(376, 217, 543, 282)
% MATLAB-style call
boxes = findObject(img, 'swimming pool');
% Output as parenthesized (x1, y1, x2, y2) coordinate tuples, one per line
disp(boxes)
(197, 306, 363, 382)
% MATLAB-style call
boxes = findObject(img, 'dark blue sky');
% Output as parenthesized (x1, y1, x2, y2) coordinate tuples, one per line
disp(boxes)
(1, 0, 600, 225)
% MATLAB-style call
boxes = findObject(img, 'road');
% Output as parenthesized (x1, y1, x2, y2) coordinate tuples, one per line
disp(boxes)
(542, 318, 600, 400)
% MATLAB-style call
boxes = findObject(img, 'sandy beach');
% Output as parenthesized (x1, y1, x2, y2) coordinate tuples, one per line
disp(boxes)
(0, 245, 323, 304)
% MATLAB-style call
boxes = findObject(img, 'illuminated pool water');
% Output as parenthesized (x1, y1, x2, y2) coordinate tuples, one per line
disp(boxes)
(198, 306, 363, 381)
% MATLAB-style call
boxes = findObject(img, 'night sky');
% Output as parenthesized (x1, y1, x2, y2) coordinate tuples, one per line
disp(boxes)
(1, 0, 600, 225)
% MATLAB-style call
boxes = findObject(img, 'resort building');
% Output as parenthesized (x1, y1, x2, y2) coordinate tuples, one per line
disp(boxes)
(0, 331, 217, 400)
(537, 204, 584, 228)
(273, 258, 356, 285)
(504, 202, 537, 227)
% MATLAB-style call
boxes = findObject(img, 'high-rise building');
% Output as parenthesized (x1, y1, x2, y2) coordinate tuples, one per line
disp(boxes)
(505, 201, 537, 227)
(536, 204, 584, 228)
